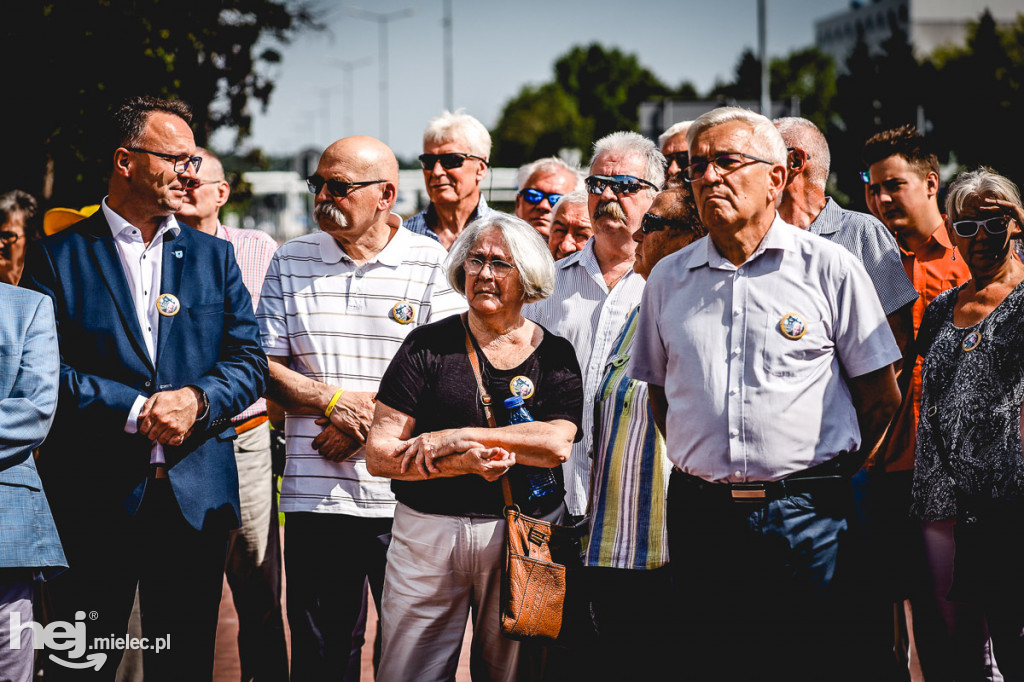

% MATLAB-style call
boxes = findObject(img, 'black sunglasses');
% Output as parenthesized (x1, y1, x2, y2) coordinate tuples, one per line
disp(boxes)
(952, 215, 1010, 238)
(125, 147, 202, 174)
(641, 212, 691, 234)
(519, 188, 563, 207)
(306, 175, 385, 198)
(418, 152, 489, 170)
(585, 174, 658, 196)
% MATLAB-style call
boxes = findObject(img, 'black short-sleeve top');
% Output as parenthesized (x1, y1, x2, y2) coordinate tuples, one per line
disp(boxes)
(375, 314, 584, 518)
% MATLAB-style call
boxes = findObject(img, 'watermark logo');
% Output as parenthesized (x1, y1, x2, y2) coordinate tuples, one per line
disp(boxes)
(9, 610, 170, 670)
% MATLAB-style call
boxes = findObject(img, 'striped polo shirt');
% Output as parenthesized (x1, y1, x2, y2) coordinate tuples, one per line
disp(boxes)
(257, 227, 467, 516)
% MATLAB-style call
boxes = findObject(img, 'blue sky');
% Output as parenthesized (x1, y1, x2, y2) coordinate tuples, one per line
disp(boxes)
(231, 0, 856, 160)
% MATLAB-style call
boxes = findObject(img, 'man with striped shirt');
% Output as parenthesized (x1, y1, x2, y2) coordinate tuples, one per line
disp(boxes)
(257, 136, 466, 680)
(177, 148, 287, 681)
(525, 131, 664, 520)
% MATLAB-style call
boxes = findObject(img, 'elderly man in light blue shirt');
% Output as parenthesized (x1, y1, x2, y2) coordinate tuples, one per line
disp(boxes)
(630, 107, 901, 681)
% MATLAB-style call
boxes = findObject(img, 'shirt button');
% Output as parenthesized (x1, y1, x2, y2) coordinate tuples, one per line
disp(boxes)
(730, 429, 739, 438)
(729, 388, 737, 396)
(735, 470, 742, 478)
(144, 381, 152, 389)
(732, 347, 741, 356)
(733, 309, 740, 316)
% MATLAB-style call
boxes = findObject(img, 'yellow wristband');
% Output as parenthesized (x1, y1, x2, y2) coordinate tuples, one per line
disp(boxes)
(325, 389, 345, 417)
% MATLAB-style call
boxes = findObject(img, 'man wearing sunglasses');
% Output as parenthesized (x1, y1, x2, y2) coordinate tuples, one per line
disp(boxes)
(404, 110, 493, 250)
(630, 107, 901, 681)
(658, 120, 694, 188)
(525, 131, 663, 522)
(513, 156, 583, 239)
(861, 125, 984, 679)
(22, 95, 268, 679)
(176, 147, 288, 681)
(257, 135, 466, 679)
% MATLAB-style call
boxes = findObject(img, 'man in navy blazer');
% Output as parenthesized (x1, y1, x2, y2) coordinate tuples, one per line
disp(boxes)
(0, 283, 66, 679)
(21, 96, 268, 681)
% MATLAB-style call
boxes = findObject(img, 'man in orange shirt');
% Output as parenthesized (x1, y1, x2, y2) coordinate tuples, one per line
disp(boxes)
(862, 126, 995, 680)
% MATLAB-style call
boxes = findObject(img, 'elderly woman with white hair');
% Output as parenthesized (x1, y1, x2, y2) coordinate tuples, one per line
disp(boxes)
(405, 109, 494, 249)
(910, 167, 1024, 679)
(367, 212, 583, 682)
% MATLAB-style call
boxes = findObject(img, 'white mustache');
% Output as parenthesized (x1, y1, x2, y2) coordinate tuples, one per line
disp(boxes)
(314, 201, 348, 227)
(594, 200, 626, 222)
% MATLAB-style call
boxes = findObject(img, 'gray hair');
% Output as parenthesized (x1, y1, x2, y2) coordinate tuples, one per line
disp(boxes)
(590, 131, 665, 194)
(687, 107, 787, 167)
(945, 167, 1023, 219)
(658, 120, 694, 150)
(774, 117, 831, 190)
(423, 109, 492, 160)
(0, 189, 38, 227)
(446, 212, 555, 304)
(551, 190, 588, 220)
(515, 156, 585, 193)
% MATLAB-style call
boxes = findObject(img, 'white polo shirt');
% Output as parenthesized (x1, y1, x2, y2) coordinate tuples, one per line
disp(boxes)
(630, 215, 901, 483)
(257, 226, 467, 516)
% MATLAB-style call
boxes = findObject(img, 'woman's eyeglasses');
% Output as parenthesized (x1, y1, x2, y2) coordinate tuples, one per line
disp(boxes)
(464, 257, 516, 279)
(951, 215, 1010, 238)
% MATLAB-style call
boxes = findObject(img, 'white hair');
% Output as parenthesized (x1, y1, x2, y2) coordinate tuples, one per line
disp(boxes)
(551, 190, 588, 220)
(687, 107, 787, 167)
(446, 212, 555, 304)
(423, 109, 492, 160)
(590, 131, 665, 193)
(515, 156, 584, 193)
(773, 117, 830, 190)
(658, 120, 694, 150)
(945, 167, 1023, 219)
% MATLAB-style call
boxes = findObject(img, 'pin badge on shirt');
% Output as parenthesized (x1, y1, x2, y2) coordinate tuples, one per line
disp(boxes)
(173, 250, 183, 259)
(156, 293, 180, 317)
(391, 300, 415, 324)
(509, 376, 535, 399)
(779, 312, 807, 340)
(962, 330, 982, 352)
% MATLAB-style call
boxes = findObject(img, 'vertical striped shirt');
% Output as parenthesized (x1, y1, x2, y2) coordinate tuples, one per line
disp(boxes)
(585, 305, 670, 570)
(218, 224, 278, 423)
(524, 239, 645, 516)
(257, 227, 467, 517)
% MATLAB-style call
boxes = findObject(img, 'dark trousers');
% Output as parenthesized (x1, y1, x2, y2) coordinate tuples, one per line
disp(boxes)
(668, 469, 854, 682)
(44, 478, 229, 681)
(225, 478, 289, 682)
(285, 512, 391, 682)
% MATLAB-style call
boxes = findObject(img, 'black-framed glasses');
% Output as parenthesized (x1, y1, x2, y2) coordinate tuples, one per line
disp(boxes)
(859, 170, 871, 184)
(464, 256, 516, 279)
(664, 151, 689, 169)
(641, 212, 691, 235)
(684, 152, 773, 182)
(518, 188, 563, 207)
(585, 174, 658, 196)
(418, 152, 489, 170)
(184, 178, 224, 189)
(0, 230, 25, 243)
(306, 175, 385, 198)
(951, 215, 1011, 238)
(124, 147, 202, 174)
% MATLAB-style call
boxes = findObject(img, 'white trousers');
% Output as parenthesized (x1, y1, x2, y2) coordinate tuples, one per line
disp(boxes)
(377, 503, 521, 682)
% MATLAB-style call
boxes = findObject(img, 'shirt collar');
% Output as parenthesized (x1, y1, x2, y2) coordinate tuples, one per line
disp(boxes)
(101, 197, 181, 242)
(807, 197, 841, 235)
(318, 224, 408, 267)
(689, 212, 797, 270)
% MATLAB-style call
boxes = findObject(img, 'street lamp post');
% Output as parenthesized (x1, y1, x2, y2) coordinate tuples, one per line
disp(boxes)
(346, 5, 415, 144)
(331, 57, 373, 137)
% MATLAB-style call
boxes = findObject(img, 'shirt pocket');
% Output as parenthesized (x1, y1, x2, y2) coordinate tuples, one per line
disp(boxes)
(761, 309, 829, 379)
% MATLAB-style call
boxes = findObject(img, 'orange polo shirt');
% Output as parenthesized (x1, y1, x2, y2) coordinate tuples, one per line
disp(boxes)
(881, 222, 971, 472)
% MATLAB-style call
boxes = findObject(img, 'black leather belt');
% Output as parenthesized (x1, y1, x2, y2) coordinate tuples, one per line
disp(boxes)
(672, 457, 847, 503)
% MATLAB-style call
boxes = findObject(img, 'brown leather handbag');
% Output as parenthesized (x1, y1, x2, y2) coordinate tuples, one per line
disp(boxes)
(462, 318, 584, 644)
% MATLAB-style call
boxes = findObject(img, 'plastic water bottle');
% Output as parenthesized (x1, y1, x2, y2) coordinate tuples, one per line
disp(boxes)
(504, 396, 559, 501)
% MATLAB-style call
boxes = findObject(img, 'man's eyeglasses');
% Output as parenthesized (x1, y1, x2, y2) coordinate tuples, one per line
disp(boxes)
(952, 215, 1011, 239)
(684, 152, 773, 182)
(184, 178, 224, 189)
(518, 188, 563, 207)
(640, 212, 691, 235)
(306, 175, 385, 198)
(664, 152, 689, 169)
(418, 152, 489, 170)
(585, 175, 658, 196)
(124, 147, 202, 174)
(464, 256, 516, 279)
(0, 230, 25, 244)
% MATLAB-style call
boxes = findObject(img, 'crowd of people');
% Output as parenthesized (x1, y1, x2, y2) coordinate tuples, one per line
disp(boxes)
(1, 93, 1023, 682)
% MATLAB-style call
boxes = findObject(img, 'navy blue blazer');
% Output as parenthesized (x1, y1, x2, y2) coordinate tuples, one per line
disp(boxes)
(21, 211, 269, 532)
(0, 284, 66, 575)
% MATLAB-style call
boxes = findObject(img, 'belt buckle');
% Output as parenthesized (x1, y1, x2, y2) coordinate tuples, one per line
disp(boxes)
(731, 482, 767, 502)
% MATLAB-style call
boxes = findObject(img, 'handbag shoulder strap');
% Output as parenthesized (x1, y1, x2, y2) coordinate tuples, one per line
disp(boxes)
(461, 313, 516, 508)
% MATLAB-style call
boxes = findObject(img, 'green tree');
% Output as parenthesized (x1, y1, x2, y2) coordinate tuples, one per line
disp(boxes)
(490, 83, 593, 167)
(3, 0, 316, 207)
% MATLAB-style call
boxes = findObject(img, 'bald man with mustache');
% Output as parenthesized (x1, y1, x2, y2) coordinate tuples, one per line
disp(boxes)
(256, 136, 467, 679)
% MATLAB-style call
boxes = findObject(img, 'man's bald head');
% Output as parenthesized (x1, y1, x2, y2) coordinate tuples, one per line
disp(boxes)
(320, 136, 399, 187)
